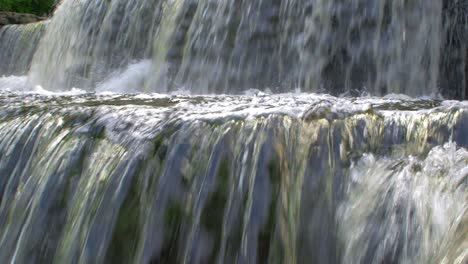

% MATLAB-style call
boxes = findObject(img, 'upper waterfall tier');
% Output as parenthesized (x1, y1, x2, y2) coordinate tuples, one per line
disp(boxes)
(0, 22, 47, 76)
(1, 0, 466, 98)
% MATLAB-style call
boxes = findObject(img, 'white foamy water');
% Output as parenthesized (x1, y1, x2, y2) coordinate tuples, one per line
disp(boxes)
(339, 143, 468, 264)
(0, 75, 28, 91)
(96, 60, 153, 93)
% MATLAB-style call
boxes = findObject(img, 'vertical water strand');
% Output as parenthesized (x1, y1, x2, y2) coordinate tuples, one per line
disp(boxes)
(241, 117, 286, 263)
(53, 141, 128, 262)
(297, 0, 443, 96)
(383, 0, 442, 95)
(8, 135, 86, 264)
(277, 0, 311, 90)
(215, 120, 262, 263)
(134, 121, 217, 263)
(180, 122, 234, 263)
(29, 0, 167, 91)
(29, 0, 109, 90)
(237, 119, 271, 263)
(170, 0, 285, 93)
(91, 0, 165, 79)
(172, 0, 233, 92)
(215, 121, 244, 264)
(50, 108, 160, 263)
(0, 111, 89, 263)
(439, 0, 468, 99)
(273, 117, 322, 263)
(147, 0, 188, 92)
(372, 0, 442, 95)
(299, 0, 336, 93)
(225, 0, 283, 92)
(337, 143, 467, 263)
(296, 118, 339, 263)
(0, 23, 47, 77)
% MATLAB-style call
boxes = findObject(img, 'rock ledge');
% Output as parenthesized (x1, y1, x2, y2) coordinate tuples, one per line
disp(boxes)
(0, 12, 45, 27)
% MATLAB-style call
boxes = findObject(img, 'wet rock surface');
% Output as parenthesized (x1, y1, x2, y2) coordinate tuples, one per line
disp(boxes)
(439, 0, 468, 100)
(0, 12, 45, 27)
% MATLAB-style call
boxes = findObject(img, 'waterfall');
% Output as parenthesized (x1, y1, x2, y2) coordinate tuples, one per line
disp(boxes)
(0, 0, 467, 263)
(23, 0, 451, 96)
(0, 93, 466, 263)
(0, 22, 47, 76)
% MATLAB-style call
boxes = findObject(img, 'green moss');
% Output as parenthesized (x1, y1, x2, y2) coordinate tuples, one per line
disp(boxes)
(155, 200, 185, 263)
(267, 159, 281, 185)
(259, 158, 282, 263)
(200, 158, 230, 262)
(152, 125, 179, 160)
(106, 175, 141, 263)
(88, 119, 106, 140)
(201, 162, 228, 230)
(153, 134, 164, 152)
(217, 158, 230, 195)
(164, 200, 184, 227)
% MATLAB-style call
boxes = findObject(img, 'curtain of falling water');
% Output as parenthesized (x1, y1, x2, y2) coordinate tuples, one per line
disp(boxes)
(0, 22, 47, 76)
(440, 0, 468, 99)
(0, 94, 466, 263)
(28, 0, 166, 91)
(338, 145, 467, 264)
(172, 0, 442, 95)
(26, 0, 444, 96)
(293, 0, 442, 96)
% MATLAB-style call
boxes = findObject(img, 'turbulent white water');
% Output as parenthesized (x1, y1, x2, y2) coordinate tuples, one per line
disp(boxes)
(339, 143, 467, 264)
(96, 60, 153, 93)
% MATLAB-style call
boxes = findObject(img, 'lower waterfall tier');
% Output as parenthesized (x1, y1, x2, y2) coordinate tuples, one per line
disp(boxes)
(0, 92, 466, 263)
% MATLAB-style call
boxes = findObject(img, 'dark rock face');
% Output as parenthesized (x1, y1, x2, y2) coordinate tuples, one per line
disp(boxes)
(0, 12, 45, 27)
(439, 0, 468, 100)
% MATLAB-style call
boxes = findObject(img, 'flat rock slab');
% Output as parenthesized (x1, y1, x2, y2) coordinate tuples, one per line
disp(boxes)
(0, 12, 45, 27)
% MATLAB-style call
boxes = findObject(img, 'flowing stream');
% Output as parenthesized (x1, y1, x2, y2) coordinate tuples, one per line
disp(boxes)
(0, 0, 467, 263)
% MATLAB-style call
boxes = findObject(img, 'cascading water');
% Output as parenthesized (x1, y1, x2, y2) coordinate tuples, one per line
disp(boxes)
(0, 0, 467, 263)
(0, 93, 466, 263)
(0, 22, 47, 77)
(21, 0, 453, 95)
